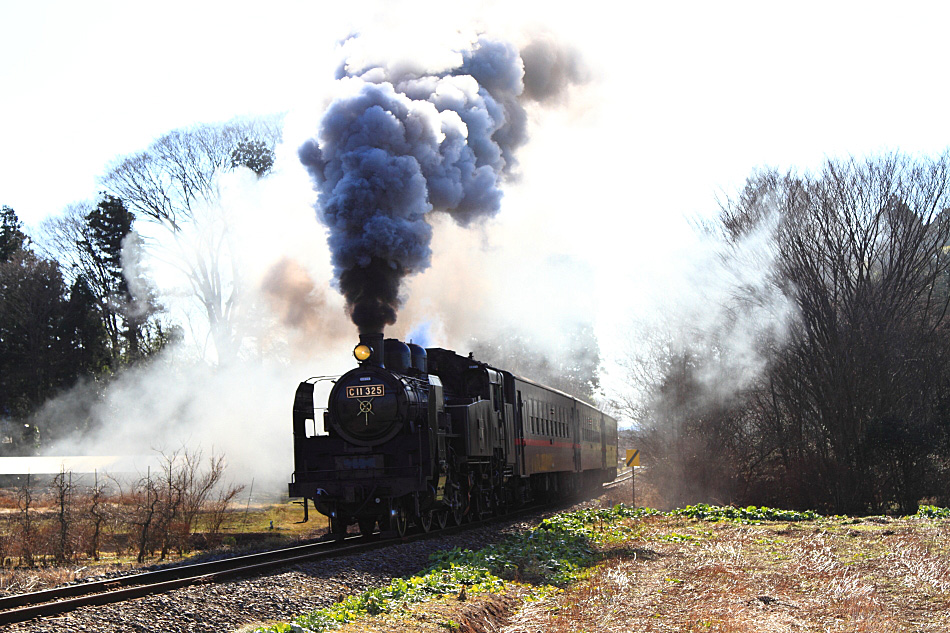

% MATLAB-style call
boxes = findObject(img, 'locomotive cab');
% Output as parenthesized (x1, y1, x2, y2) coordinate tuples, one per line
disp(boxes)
(461, 366, 503, 410)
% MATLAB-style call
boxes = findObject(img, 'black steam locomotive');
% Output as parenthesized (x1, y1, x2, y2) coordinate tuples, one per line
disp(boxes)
(289, 333, 618, 537)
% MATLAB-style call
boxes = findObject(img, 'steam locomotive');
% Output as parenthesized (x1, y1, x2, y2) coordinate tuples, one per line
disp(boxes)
(289, 333, 618, 537)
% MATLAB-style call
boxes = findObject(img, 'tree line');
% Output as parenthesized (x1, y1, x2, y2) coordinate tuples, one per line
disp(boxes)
(626, 152, 950, 515)
(0, 117, 280, 447)
(0, 198, 162, 443)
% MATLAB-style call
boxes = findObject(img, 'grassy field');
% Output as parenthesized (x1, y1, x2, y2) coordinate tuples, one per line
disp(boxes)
(250, 503, 950, 633)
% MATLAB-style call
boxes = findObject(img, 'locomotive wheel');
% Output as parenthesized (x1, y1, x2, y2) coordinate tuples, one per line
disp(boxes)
(391, 506, 408, 537)
(449, 490, 464, 526)
(358, 517, 377, 537)
(329, 516, 347, 539)
(435, 508, 449, 530)
(417, 510, 433, 533)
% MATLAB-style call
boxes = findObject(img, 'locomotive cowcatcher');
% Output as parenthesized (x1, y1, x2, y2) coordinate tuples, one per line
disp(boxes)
(289, 333, 618, 537)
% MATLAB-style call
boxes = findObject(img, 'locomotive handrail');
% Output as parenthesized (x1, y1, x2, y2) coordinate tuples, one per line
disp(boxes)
(303, 375, 341, 383)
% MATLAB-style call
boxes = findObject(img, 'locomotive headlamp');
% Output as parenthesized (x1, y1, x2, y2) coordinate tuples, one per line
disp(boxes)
(353, 344, 373, 362)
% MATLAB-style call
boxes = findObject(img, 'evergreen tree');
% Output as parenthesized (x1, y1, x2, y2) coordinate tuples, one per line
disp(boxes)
(86, 195, 133, 286)
(84, 194, 158, 363)
(59, 275, 111, 376)
(0, 206, 29, 262)
(230, 137, 276, 177)
(0, 251, 68, 418)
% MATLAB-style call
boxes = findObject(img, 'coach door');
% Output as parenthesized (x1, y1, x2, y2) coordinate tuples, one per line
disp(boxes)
(516, 391, 526, 476)
(572, 405, 581, 472)
(600, 413, 607, 468)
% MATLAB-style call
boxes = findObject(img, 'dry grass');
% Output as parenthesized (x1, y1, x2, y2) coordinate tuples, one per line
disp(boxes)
(327, 507, 950, 633)
(498, 515, 950, 633)
(0, 491, 329, 595)
(0, 564, 103, 594)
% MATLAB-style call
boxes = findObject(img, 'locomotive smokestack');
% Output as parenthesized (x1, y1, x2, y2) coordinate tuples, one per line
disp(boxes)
(356, 333, 385, 367)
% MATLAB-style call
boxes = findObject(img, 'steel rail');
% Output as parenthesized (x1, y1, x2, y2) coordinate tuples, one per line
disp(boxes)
(603, 471, 633, 489)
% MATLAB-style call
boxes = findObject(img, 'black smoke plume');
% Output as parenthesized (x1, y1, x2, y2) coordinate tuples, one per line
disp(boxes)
(299, 36, 585, 334)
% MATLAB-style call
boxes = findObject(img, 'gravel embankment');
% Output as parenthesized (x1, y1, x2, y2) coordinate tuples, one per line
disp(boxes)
(3, 501, 599, 633)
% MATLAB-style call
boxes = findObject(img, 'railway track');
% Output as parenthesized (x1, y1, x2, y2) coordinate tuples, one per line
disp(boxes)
(0, 477, 630, 626)
(603, 470, 633, 489)
(0, 534, 380, 625)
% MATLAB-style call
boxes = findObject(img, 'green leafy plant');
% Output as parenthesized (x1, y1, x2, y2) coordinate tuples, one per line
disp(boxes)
(915, 505, 950, 519)
(672, 504, 820, 524)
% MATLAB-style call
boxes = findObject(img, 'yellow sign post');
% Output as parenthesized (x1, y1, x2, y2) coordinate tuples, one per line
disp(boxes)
(625, 449, 640, 507)
(625, 449, 640, 467)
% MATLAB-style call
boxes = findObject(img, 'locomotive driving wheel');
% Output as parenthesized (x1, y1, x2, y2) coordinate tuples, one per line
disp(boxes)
(390, 504, 408, 537)
(329, 515, 347, 540)
(417, 510, 433, 533)
(449, 489, 464, 526)
(435, 507, 449, 529)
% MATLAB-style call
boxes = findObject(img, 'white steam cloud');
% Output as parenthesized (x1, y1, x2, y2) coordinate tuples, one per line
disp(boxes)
(609, 212, 796, 416)
(33, 155, 357, 493)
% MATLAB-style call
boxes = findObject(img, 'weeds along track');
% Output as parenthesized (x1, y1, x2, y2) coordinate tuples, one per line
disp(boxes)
(0, 479, 623, 626)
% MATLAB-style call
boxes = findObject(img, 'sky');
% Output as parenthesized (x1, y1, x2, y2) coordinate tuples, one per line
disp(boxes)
(4, 1, 949, 228)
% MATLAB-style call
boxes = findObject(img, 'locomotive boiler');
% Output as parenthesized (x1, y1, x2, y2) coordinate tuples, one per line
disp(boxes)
(289, 333, 618, 537)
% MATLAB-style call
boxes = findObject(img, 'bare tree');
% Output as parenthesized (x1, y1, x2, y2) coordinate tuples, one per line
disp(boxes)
(204, 482, 245, 539)
(738, 154, 950, 512)
(129, 471, 161, 564)
(51, 468, 77, 564)
(86, 470, 107, 561)
(628, 152, 950, 514)
(15, 474, 36, 567)
(101, 116, 282, 364)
